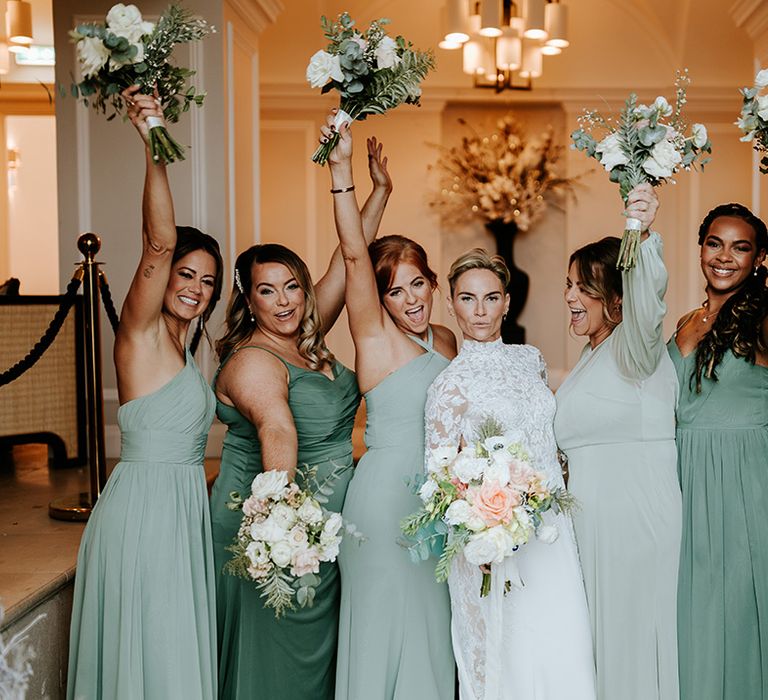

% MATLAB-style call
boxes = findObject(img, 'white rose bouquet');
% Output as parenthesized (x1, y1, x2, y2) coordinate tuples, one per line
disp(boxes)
(571, 69, 711, 269)
(306, 12, 434, 165)
(400, 418, 574, 597)
(224, 464, 363, 618)
(69, 3, 213, 165)
(736, 68, 768, 173)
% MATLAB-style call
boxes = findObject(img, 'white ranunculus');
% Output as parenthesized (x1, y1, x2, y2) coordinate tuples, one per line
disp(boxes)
(269, 540, 293, 568)
(374, 35, 401, 70)
(306, 50, 344, 88)
(482, 434, 510, 454)
(250, 516, 286, 544)
(251, 470, 289, 501)
(536, 524, 559, 544)
(642, 138, 682, 178)
(427, 444, 458, 473)
(419, 478, 439, 503)
(271, 502, 297, 530)
(463, 526, 508, 565)
(595, 133, 629, 172)
(444, 499, 474, 527)
(691, 123, 708, 149)
(757, 95, 768, 122)
(755, 68, 768, 89)
(77, 36, 109, 78)
(319, 539, 340, 562)
(323, 512, 343, 537)
(483, 459, 511, 487)
(451, 454, 486, 484)
(653, 95, 673, 117)
(297, 497, 324, 525)
(106, 4, 153, 42)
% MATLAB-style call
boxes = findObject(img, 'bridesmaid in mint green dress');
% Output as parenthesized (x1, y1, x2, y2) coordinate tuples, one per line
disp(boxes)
(668, 203, 768, 700)
(554, 186, 680, 700)
(210, 140, 392, 699)
(323, 121, 456, 699)
(68, 89, 224, 699)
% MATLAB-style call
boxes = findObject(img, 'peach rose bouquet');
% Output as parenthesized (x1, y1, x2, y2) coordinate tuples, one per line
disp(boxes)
(401, 418, 574, 597)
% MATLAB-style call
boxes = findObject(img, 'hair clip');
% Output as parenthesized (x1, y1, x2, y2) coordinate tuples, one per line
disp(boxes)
(234, 268, 244, 294)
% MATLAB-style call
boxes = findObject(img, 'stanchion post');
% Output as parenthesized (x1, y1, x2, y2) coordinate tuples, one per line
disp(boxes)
(49, 232, 108, 521)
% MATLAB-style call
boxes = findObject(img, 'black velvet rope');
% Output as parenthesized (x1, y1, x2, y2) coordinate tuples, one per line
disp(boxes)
(98, 271, 120, 335)
(0, 276, 83, 387)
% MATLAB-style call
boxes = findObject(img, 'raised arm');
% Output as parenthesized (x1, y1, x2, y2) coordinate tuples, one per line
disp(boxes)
(613, 185, 669, 380)
(119, 86, 177, 339)
(324, 119, 389, 343)
(314, 135, 392, 334)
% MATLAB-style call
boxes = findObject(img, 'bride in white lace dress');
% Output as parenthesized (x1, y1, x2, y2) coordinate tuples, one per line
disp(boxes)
(425, 250, 596, 700)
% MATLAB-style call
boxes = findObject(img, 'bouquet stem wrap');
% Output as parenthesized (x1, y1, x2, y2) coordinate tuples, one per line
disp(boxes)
(312, 108, 355, 165)
(145, 115, 185, 164)
(617, 216, 644, 271)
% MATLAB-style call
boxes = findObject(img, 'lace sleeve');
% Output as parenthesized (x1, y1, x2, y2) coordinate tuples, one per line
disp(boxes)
(424, 370, 469, 468)
(612, 230, 669, 381)
(536, 349, 549, 385)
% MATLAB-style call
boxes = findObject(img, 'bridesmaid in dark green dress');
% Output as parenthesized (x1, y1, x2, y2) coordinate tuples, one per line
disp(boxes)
(669, 203, 768, 700)
(210, 144, 392, 699)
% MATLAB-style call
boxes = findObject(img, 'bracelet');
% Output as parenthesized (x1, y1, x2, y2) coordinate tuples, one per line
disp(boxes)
(330, 185, 355, 194)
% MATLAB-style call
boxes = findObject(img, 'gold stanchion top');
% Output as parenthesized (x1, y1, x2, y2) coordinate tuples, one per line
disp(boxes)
(77, 232, 101, 259)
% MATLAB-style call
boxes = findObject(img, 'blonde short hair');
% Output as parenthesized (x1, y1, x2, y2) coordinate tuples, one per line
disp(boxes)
(447, 248, 510, 296)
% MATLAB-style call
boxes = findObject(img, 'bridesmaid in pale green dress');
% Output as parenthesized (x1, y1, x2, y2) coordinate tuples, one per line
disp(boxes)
(68, 88, 224, 699)
(554, 185, 681, 700)
(322, 117, 456, 699)
(669, 203, 768, 700)
(210, 141, 392, 699)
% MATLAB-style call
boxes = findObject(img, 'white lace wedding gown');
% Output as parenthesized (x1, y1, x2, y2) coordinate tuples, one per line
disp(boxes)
(425, 339, 596, 700)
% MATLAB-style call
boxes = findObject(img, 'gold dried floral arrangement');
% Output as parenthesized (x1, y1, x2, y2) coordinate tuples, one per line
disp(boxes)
(429, 116, 572, 232)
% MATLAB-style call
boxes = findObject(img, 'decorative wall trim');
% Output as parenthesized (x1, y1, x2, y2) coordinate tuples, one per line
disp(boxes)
(225, 0, 283, 33)
(226, 19, 237, 274)
(0, 83, 55, 115)
(731, 0, 768, 63)
(190, 40, 208, 232)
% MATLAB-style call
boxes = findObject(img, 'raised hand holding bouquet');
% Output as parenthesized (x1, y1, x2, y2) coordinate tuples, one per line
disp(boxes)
(571, 70, 711, 269)
(306, 12, 434, 165)
(401, 418, 574, 597)
(737, 68, 768, 173)
(224, 465, 362, 618)
(70, 3, 213, 164)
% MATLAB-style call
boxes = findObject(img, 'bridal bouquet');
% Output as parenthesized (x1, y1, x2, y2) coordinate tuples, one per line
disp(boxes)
(401, 418, 574, 597)
(306, 12, 434, 165)
(737, 68, 768, 173)
(224, 466, 362, 618)
(69, 3, 213, 164)
(571, 69, 711, 269)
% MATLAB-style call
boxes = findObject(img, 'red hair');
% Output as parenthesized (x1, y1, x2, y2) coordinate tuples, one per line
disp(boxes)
(368, 235, 438, 297)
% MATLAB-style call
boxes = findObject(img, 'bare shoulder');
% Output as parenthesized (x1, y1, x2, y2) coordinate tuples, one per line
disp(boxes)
(432, 324, 458, 359)
(217, 345, 289, 397)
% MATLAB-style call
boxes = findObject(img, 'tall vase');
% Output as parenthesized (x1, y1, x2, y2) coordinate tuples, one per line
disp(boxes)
(486, 219, 529, 345)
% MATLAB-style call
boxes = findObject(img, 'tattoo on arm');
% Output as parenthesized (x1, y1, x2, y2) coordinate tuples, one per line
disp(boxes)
(142, 264, 155, 279)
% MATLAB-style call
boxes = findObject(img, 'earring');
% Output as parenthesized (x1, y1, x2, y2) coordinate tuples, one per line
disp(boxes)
(755, 267, 760, 277)
(248, 307, 255, 323)
(198, 316, 204, 332)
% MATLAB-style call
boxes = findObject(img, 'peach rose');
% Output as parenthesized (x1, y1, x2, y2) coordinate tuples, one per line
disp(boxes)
(508, 458, 534, 490)
(473, 481, 520, 527)
(291, 548, 321, 577)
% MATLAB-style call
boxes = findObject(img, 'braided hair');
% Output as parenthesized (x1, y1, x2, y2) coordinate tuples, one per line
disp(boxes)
(692, 203, 768, 391)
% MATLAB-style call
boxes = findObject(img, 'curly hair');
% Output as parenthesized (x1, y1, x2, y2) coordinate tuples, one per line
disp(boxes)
(447, 248, 510, 296)
(692, 203, 768, 392)
(568, 237, 624, 329)
(215, 244, 334, 370)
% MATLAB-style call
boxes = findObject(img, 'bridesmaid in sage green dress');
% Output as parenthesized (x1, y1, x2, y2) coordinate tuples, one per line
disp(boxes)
(210, 142, 392, 699)
(554, 185, 680, 700)
(668, 203, 768, 700)
(68, 88, 224, 699)
(323, 119, 457, 699)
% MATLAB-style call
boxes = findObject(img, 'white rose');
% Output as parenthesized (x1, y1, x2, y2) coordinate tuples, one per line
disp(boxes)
(451, 454, 486, 483)
(463, 526, 508, 566)
(77, 37, 109, 78)
(642, 138, 682, 179)
(245, 541, 269, 567)
(595, 133, 629, 172)
(444, 499, 474, 527)
(536, 524, 559, 544)
(323, 512, 343, 537)
(691, 123, 708, 149)
(757, 94, 768, 122)
(419, 478, 439, 503)
(483, 459, 511, 487)
(374, 35, 401, 70)
(250, 516, 287, 544)
(306, 50, 344, 88)
(755, 68, 768, 89)
(251, 470, 288, 501)
(427, 444, 458, 473)
(271, 502, 297, 530)
(319, 539, 340, 562)
(652, 95, 673, 117)
(106, 4, 153, 42)
(286, 524, 309, 551)
(269, 540, 293, 568)
(297, 497, 324, 525)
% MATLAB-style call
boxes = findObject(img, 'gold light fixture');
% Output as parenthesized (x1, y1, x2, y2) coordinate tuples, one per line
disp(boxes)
(439, 0, 569, 92)
(6, 0, 33, 50)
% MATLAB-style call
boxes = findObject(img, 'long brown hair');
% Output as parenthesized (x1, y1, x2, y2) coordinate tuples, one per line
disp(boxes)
(215, 244, 333, 369)
(568, 237, 623, 329)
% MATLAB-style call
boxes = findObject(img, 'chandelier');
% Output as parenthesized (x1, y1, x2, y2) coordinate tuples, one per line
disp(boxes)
(439, 0, 569, 92)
